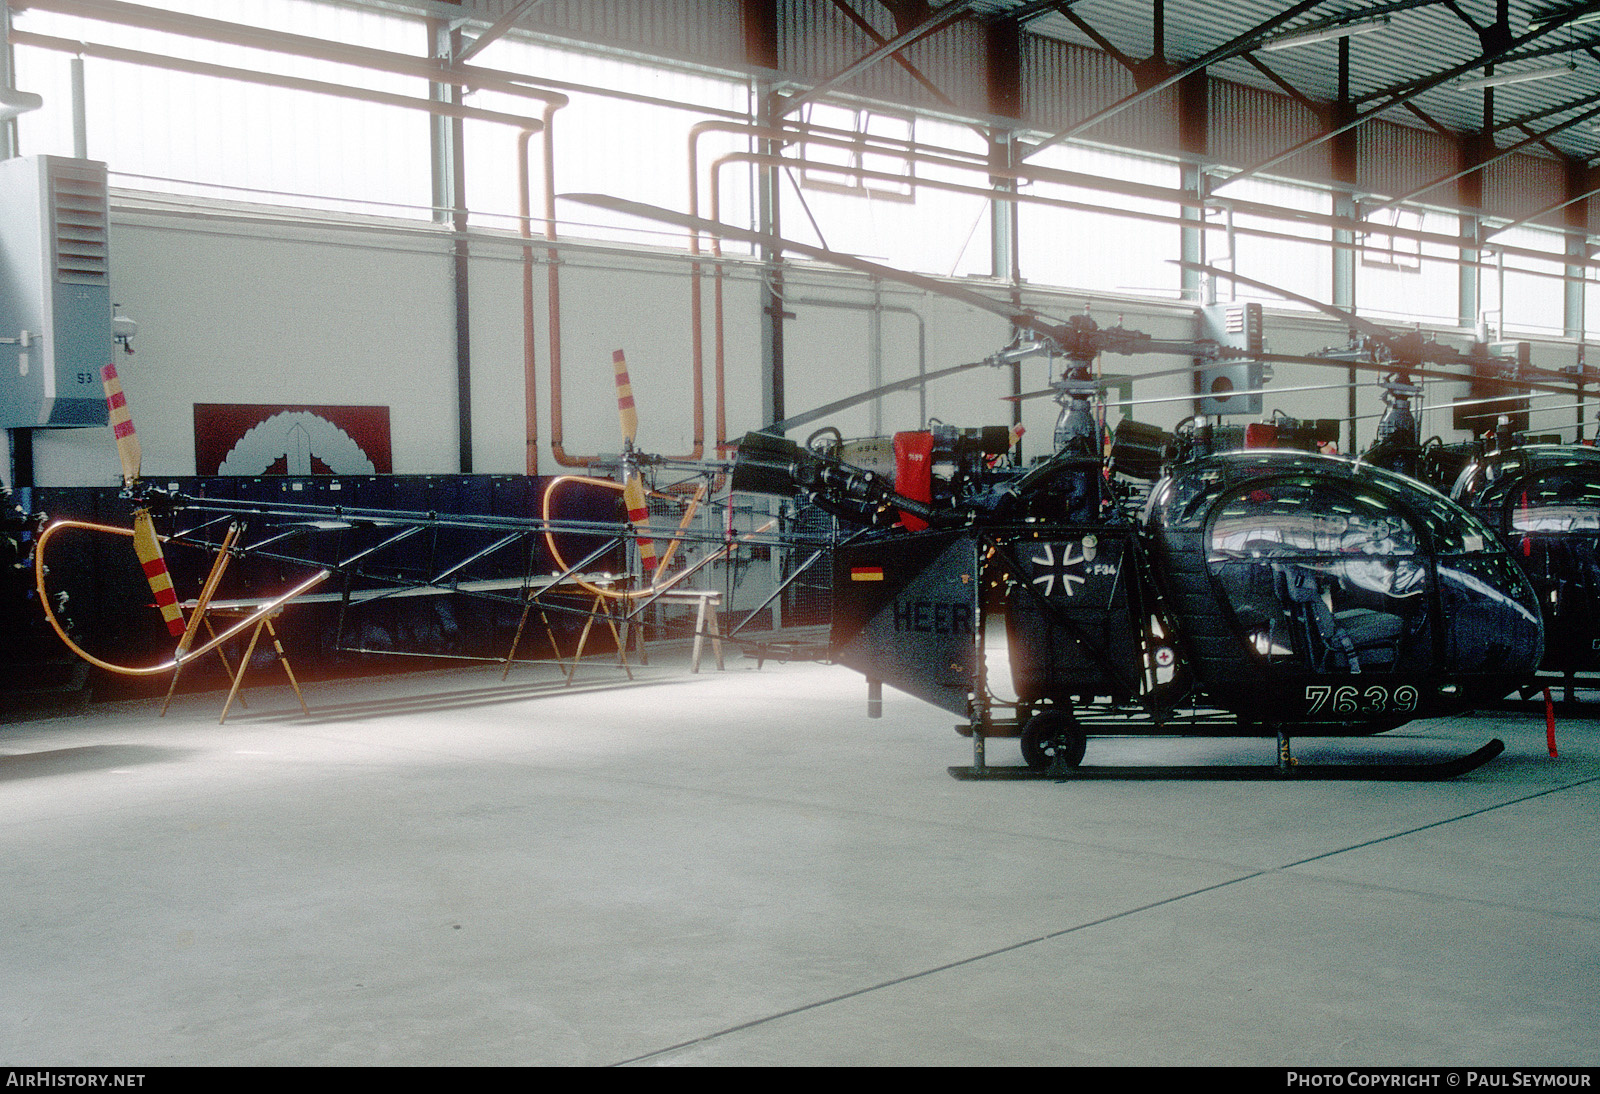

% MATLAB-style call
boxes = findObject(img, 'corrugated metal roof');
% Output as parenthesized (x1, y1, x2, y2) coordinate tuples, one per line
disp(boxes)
(441, 0, 1600, 219)
(1000, 0, 1600, 165)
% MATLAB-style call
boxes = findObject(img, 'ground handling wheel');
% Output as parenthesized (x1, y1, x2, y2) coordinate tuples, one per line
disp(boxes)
(1019, 708, 1087, 772)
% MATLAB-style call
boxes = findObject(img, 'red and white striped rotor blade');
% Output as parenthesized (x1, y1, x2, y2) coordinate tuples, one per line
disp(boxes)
(612, 350, 656, 576)
(100, 362, 141, 489)
(133, 508, 186, 638)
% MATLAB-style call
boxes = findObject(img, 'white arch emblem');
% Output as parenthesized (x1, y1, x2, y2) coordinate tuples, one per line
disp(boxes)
(216, 410, 379, 476)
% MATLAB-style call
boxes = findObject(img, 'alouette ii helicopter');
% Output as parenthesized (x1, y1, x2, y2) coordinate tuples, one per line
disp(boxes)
(571, 195, 1547, 780)
(1453, 444, 1600, 695)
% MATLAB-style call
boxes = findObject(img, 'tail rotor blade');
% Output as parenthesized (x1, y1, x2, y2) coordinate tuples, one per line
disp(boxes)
(613, 349, 639, 445)
(612, 349, 656, 576)
(132, 508, 186, 638)
(622, 472, 658, 576)
(100, 362, 141, 489)
(105, 365, 184, 637)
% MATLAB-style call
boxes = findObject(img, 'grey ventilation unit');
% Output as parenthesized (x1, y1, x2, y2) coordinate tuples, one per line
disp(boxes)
(1195, 301, 1265, 416)
(0, 155, 113, 428)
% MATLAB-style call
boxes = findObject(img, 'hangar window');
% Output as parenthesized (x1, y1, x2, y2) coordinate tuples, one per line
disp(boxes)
(1017, 143, 1183, 296)
(10, 0, 432, 218)
(1360, 208, 1423, 272)
(1355, 206, 1461, 326)
(796, 103, 916, 202)
(457, 36, 749, 242)
(1486, 226, 1567, 340)
(1210, 177, 1333, 312)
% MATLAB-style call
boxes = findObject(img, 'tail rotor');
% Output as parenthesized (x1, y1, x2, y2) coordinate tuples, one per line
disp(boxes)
(612, 349, 658, 579)
(101, 362, 185, 638)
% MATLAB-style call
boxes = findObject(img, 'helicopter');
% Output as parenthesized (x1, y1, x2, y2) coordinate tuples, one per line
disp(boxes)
(1451, 444, 1600, 687)
(557, 193, 1553, 779)
(730, 427, 1544, 780)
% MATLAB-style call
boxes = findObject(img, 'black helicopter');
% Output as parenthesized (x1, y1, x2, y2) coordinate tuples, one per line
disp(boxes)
(731, 425, 1543, 780)
(564, 194, 1549, 779)
(1453, 444, 1600, 680)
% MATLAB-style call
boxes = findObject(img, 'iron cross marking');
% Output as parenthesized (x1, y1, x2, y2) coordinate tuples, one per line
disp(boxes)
(1030, 542, 1086, 598)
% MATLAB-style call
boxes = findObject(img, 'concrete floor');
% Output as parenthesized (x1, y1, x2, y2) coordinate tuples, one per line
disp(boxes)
(0, 650, 1596, 1067)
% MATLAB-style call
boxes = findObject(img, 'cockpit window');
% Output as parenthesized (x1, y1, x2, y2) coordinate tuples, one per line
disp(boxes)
(1356, 466, 1496, 555)
(1206, 479, 1428, 674)
(1209, 481, 1417, 560)
(1509, 473, 1600, 533)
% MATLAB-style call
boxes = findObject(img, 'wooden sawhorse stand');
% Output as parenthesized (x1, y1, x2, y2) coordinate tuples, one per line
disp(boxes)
(628, 588, 725, 674)
(163, 523, 312, 723)
(502, 578, 634, 684)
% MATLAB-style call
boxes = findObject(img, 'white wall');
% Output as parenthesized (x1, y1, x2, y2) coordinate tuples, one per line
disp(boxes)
(30, 201, 457, 486)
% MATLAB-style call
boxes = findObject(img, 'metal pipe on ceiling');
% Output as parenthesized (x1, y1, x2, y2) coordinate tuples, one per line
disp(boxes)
(14, 0, 567, 106)
(10, 29, 550, 129)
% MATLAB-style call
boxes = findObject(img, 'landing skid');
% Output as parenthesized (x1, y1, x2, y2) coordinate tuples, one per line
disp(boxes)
(949, 738, 1506, 782)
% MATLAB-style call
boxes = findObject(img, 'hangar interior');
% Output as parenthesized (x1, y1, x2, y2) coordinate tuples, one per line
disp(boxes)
(1, 0, 1598, 1068)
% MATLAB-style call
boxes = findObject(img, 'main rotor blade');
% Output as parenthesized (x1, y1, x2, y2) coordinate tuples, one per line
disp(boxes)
(1184, 263, 1596, 391)
(1006, 359, 1274, 403)
(564, 193, 1068, 345)
(769, 357, 1004, 434)
(1345, 393, 1595, 423)
(1256, 352, 1581, 395)
(1112, 379, 1360, 411)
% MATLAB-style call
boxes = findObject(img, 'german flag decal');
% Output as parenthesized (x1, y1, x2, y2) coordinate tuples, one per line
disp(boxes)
(850, 567, 884, 581)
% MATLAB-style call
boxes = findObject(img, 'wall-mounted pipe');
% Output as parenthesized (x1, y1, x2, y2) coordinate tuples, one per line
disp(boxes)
(515, 92, 567, 476)
(683, 140, 1597, 443)
(787, 295, 928, 428)
(18, 0, 572, 109)
(17, 0, 746, 124)
(680, 118, 1599, 448)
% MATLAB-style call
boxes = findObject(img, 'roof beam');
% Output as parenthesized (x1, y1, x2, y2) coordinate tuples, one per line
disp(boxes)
(777, 0, 979, 117)
(1210, 3, 1600, 195)
(1490, 90, 1600, 133)
(1365, 99, 1600, 213)
(822, 0, 965, 115)
(455, 0, 545, 65)
(1017, 0, 1331, 162)
(1241, 52, 1325, 116)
